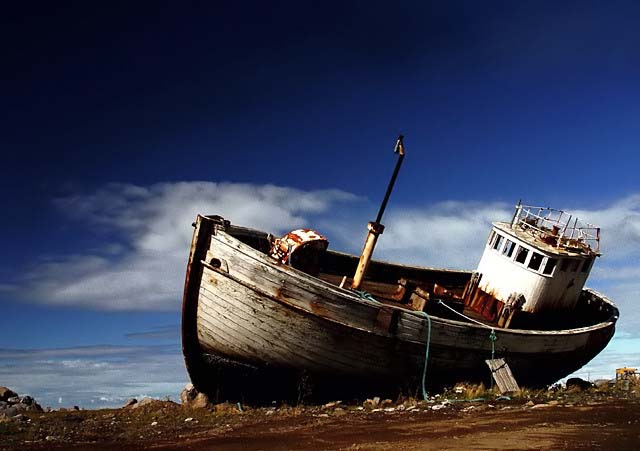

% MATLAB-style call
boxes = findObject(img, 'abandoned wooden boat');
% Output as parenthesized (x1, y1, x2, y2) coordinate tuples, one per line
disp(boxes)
(182, 204, 618, 402)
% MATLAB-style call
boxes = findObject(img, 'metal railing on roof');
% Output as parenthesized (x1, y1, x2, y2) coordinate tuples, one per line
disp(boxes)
(510, 203, 600, 254)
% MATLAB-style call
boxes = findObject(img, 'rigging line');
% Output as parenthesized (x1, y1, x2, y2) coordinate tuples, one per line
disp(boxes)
(436, 300, 495, 329)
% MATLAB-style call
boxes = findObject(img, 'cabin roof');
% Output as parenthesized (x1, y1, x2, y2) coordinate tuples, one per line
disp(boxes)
(493, 221, 599, 258)
(495, 204, 601, 258)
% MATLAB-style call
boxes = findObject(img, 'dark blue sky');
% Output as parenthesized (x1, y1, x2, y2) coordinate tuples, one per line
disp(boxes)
(3, 1, 638, 262)
(2, 1, 639, 406)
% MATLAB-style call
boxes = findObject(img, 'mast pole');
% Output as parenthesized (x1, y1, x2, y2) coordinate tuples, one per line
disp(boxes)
(351, 135, 406, 290)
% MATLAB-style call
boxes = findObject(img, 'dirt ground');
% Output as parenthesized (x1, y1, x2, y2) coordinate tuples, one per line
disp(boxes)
(2, 392, 639, 450)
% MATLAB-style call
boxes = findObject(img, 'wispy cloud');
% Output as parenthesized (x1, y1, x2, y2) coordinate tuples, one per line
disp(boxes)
(377, 201, 512, 268)
(8, 182, 640, 334)
(125, 325, 180, 340)
(16, 182, 359, 311)
(0, 344, 187, 408)
(4, 186, 640, 409)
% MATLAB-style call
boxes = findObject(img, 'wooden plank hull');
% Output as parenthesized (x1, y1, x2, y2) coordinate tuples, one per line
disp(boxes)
(182, 216, 618, 402)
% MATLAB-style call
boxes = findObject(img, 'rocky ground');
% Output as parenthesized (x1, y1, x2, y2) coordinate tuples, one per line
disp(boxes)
(1, 382, 639, 450)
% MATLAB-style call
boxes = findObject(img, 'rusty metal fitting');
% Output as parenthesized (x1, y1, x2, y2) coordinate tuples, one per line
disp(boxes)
(367, 222, 385, 235)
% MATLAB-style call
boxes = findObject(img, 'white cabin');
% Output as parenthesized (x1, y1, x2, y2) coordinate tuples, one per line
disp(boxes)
(474, 203, 600, 314)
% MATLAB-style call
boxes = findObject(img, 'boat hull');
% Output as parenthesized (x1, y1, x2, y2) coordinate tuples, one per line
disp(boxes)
(182, 216, 618, 402)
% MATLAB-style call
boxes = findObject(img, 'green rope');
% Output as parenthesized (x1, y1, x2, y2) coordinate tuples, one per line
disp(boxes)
(426, 301, 501, 393)
(489, 328, 497, 390)
(421, 312, 432, 401)
(351, 290, 380, 303)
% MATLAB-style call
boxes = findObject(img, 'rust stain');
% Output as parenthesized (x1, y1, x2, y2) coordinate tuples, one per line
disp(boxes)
(269, 229, 328, 264)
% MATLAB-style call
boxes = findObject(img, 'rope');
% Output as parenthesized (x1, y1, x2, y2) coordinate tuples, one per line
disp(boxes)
(489, 328, 497, 390)
(351, 290, 380, 303)
(417, 311, 432, 401)
(436, 300, 493, 329)
(435, 300, 499, 390)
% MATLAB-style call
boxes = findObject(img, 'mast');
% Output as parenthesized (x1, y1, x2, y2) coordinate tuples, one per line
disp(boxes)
(351, 135, 406, 290)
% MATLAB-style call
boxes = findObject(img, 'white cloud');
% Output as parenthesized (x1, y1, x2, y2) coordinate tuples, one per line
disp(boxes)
(19, 182, 359, 311)
(5, 187, 640, 407)
(10, 182, 640, 335)
(0, 344, 186, 409)
(375, 201, 511, 268)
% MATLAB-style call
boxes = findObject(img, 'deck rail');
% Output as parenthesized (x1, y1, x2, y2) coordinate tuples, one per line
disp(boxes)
(510, 203, 600, 253)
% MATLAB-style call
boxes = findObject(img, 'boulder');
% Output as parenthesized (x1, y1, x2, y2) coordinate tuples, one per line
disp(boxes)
(566, 377, 593, 391)
(12, 403, 30, 412)
(122, 398, 138, 408)
(189, 392, 211, 409)
(0, 406, 19, 418)
(180, 383, 197, 405)
(180, 384, 211, 409)
(20, 395, 34, 406)
(0, 387, 18, 402)
(363, 397, 381, 409)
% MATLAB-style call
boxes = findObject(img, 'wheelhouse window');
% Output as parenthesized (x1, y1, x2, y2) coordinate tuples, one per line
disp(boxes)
(492, 234, 505, 252)
(515, 246, 529, 264)
(488, 231, 497, 247)
(502, 239, 516, 258)
(543, 258, 558, 275)
(528, 252, 544, 271)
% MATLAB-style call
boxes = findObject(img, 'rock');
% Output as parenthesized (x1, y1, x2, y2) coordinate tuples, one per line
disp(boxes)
(0, 406, 19, 418)
(363, 397, 380, 409)
(323, 400, 342, 409)
(184, 417, 194, 422)
(45, 435, 56, 441)
(12, 403, 29, 412)
(189, 392, 211, 409)
(73, 406, 80, 411)
(0, 387, 18, 402)
(566, 377, 593, 391)
(380, 399, 393, 408)
(180, 384, 210, 409)
(402, 399, 418, 409)
(531, 403, 552, 409)
(525, 400, 535, 406)
(547, 400, 559, 406)
(7, 396, 20, 404)
(151, 421, 158, 426)
(0, 401, 7, 409)
(20, 395, 34, 406)
(122, 398, 137, 408)
(180, 383, 197, 405)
